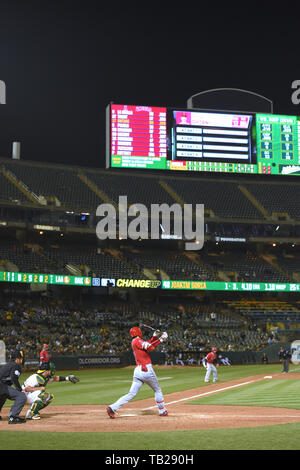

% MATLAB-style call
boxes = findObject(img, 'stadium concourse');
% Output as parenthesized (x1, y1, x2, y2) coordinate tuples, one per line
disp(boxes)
(0, 156, 299, 365)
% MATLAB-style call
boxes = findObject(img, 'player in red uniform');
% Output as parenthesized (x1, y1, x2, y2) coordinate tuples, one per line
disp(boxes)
(39, 344, 50, 366)
(106, 326, 168, 418)
(203, 347, 219, 383)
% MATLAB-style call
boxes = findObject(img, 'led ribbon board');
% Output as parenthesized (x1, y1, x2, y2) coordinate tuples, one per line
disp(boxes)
(1, 271, 300, 292)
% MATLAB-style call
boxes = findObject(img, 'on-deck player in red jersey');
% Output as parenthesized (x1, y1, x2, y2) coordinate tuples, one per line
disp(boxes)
(39, 344, 50, 366)
(106, 326, 168, 418)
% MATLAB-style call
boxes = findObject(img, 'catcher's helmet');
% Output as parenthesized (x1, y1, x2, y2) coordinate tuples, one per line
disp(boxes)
(130, 326, 142, 338)
(37, 362, 50, 372)
(38, 361, 56, 377)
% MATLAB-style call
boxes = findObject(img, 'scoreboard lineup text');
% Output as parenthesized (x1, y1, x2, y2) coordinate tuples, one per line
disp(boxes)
(107, 104, 300, 176)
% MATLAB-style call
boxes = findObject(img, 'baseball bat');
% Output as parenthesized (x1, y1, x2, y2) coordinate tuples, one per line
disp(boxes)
(140, 323, 162, 333)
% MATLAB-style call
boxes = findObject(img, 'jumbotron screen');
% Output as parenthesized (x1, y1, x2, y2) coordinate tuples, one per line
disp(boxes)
(106, 103, 300, 176)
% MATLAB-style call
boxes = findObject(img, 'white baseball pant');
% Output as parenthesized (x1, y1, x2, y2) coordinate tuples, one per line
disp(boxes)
(205, 363, 218, 382)
(109, 364, 167, 414)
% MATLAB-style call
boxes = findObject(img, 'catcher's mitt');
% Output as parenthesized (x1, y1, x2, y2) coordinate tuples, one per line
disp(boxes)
(67, 374, 80, 383)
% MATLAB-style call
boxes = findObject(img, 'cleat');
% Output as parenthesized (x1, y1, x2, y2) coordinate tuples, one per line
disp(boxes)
(159, 410, 168, 416)
(26, 410, 41, 420)
(106, 406, 115, 419)
(8, 416, 26, 424)
(26, 410, 33, 419)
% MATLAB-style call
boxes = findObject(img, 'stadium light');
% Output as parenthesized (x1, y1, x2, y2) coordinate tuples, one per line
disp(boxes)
(0, 80, 6, 104)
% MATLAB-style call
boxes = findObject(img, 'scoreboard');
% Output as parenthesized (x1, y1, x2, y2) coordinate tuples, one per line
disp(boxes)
(110, 105, 167, 170)
(256, 114, 300, 175)
(106, 103, 300, 176)
(169, 109, 255, 174)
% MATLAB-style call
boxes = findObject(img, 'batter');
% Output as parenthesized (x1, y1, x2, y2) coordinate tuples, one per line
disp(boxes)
(106, 326, 168, 418)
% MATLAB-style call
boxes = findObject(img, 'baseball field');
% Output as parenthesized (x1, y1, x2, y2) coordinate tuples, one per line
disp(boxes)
(1, 363, 300, 451)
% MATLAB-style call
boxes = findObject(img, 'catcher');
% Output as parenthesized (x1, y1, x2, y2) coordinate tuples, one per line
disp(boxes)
(22, 362, 80, 420)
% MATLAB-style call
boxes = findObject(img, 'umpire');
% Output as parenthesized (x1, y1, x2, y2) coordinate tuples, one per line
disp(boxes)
(0, 350, 27, 423)
(279, 346, 291, 373)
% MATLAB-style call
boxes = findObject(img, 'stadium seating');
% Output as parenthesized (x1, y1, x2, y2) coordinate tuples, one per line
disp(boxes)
(276, 251, 300, 280)
(0, 238, 60, 274)
(0, 171, 28, 203)
(243, 182, 300, 219)
(200, 248, 290, 282)
(0, 157, 297, 224)
(85, 172, 176, 207)
(161, 176, 264, 219)
(42, 243, 144, 279)
(0, 231, 294, 283)
(0, 292, 273, 358)
(124, 250, 217, 281)
(222, 299, 300, 328)
(2, 160, 102, 210)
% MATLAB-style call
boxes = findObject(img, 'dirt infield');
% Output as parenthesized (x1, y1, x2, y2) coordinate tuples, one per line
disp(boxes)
(2, 372, 300, 432)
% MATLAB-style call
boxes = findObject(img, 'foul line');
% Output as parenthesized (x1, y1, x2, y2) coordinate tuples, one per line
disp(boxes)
(142, 379, 258, 410)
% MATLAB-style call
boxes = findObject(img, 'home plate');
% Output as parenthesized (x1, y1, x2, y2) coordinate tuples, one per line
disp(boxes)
(264, 376, 273, 379)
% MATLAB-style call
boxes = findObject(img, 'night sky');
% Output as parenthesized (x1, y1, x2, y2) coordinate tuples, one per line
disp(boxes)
(0, 1, 299, 169)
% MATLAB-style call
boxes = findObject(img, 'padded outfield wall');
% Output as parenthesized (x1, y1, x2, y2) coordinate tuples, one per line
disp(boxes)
(21, 343, 291, 371)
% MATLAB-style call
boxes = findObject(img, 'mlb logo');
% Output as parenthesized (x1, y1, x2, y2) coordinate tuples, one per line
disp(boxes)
(0, 80, 6, 104)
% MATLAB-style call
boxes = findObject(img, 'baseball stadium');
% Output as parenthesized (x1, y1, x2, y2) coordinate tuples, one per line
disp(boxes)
(1, 149, 300, 453)
(1, 2, 300, 456)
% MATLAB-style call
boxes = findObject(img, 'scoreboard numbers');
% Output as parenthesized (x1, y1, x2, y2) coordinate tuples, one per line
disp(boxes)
(256, 114, 300, 174)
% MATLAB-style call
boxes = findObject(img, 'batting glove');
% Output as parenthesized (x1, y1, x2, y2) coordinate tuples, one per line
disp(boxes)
(159, 332, 168, 342)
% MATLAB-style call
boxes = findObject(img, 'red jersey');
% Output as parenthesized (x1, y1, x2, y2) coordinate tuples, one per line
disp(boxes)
(205, 352, 217, 364)
(132, 336, 162, 371)
(40, 349, 50, 363)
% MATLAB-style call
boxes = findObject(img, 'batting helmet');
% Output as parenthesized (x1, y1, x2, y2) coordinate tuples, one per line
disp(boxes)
(130, 326, 142, 338)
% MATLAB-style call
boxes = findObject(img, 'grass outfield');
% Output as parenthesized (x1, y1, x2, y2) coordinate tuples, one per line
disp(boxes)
(1, 363, 300, 450)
